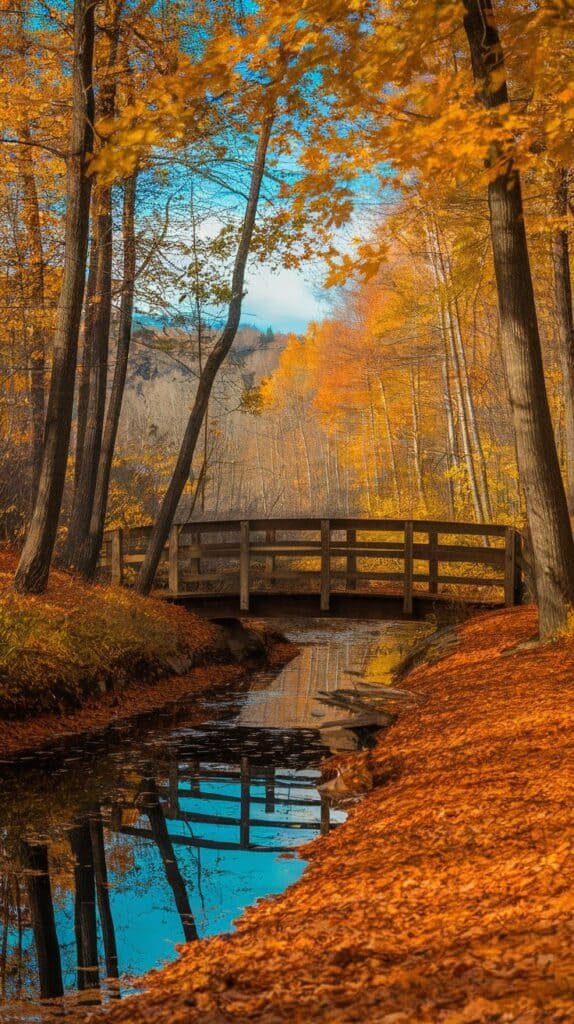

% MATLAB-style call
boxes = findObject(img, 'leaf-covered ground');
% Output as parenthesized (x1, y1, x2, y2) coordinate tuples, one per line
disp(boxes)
(94, 605, 573, 1024)
(0, 549, 293, 755)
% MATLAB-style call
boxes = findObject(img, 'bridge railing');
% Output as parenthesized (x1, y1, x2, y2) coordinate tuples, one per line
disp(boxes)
(101, 518, 522, 613)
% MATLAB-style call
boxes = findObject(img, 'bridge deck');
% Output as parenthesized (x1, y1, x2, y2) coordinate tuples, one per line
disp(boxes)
(164, 589, 505, 621)
(101, 517, 523, 618)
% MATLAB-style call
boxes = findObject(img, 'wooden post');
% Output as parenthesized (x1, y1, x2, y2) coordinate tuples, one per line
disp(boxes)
(110, 804, 122, 832)
(320, 519, 331, 612)
(346, 528, 357, 591)
(240, 520, 250, 612)
(514, 530, 523, 605)
(504, 527, 518, 607)
(111, 528, 123, 585)
(189, 759, 200, 796)
(320, 796, 330, 836)
(168, 525, 180, 594)
(265, 766, 275, 814)
(403, 520, 414, 616)
(265, 528, 276, 582)
(240, 756, 250, 848)
(190, 530, 200, 580)
(428, 528, 438, 595)
(167, 763, 179, 818)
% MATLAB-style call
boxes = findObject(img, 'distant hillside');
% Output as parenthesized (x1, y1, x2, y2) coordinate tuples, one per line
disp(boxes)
(119, 323, 288, 444)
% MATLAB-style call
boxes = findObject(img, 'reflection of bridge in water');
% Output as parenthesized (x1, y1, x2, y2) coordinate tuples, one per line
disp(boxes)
(4, 726, 338, 1010)
(101, 517, 523, 618)
(114, 727, 333, 858)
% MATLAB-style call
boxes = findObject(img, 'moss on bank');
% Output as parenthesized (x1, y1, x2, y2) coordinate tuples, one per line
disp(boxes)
(0, 550, 277, 721)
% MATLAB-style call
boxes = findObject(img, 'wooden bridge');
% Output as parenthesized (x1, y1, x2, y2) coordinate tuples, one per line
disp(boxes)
(101, 517, 523, 619)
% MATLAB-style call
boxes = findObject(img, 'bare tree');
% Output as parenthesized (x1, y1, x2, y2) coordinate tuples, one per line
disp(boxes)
(136, 111, 275, 595)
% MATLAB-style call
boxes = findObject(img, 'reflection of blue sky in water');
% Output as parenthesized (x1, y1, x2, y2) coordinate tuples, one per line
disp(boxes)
(0, 619, 424, 1015)
(41, 769, 337, 990)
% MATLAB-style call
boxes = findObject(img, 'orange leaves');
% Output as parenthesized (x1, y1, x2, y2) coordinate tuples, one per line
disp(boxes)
(91, 603, 574, 1023)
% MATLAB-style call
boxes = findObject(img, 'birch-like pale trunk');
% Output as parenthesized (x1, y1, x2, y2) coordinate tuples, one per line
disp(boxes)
(136, 112, 274, 594)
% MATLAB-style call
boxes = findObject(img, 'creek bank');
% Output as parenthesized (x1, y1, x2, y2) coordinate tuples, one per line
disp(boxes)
(93, 605, 574, 1024)
(0, 550, 295, 758)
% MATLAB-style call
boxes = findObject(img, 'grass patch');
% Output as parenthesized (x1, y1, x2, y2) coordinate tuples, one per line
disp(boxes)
(0, 550, 218, 718)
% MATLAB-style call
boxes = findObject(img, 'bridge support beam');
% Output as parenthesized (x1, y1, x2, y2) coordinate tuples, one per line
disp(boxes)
(240, 520, 250, 612)
(403, 520, 414, 615)
(321, 519, 331, 611)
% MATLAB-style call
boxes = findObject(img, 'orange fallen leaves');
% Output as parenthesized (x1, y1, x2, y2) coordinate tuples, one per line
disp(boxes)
(0, 549, 295, 757)
(91, 605, 574, 1024)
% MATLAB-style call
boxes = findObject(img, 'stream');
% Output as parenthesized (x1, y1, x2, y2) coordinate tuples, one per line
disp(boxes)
(0, 617, 429, 1021)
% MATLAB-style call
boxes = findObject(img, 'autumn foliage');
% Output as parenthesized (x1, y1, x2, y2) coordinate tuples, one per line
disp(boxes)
(92, 605, 574, 1024)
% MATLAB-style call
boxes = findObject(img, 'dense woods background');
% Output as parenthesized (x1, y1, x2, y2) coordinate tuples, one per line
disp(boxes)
(1, 0, 573, 631)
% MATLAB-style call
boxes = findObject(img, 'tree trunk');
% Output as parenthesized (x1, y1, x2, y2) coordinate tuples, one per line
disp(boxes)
(137, 778, 198, 942)
(14, 0, 95, 594)
(463, 0, 574, 637)
(80, 172, 138, 579)
(19, 842, 63, 1000)
(69, 821, 100, 992)
(441, 354, 458, 516)
(136, 111, 275, 594)
(64, 0, 121, 573)
(378, 379, 401, 507)
(63, 186, 113, 570)
(426, 218, 487, 521)
(13, 4, 46, 508)
(75, 232, 97, 490)
(89, 811, 119, 987)
(19, 130, 46, 507)
(409, 362, 427, 511)
(551, 167, 574, 509)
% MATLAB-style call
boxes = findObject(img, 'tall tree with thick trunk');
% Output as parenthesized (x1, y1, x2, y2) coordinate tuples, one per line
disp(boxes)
(63, 0, 122, 573)
(81, 171, 137, 578)
(136, 111, 275, 595)
(551, 168, 574, 508)
(14, 2, 46, 507)
(463, 0, 574, 637)
(14, 0, 95, 594)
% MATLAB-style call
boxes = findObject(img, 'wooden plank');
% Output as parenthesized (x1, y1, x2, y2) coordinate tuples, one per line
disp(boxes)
(428, 528, 438, 594)
(118, 826, 292, 854)
(432, 574, 504, 587)
(403, 521, 414, 615)
(111, 528, 123, 585)
(178, 570, 240, 582)
(332, 518, 507, 538)
(320, 519, 331, 611)
(249, 517, 321, 532)
(346, 528, 357, 591)
(240, 520, 250, 612)
(168, 525, 180, 594)
(331, 518, 406, 532)
(250, 544, 322, 555)
(330, 542, 505, 564)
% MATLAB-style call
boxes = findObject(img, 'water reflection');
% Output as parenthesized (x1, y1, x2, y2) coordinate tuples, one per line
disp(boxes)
(0, 618, 426, 1020)
(0, 727, 339, 1019)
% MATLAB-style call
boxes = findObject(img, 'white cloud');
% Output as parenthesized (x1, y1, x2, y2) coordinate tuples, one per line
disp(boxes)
(242, 266, 328, 334)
